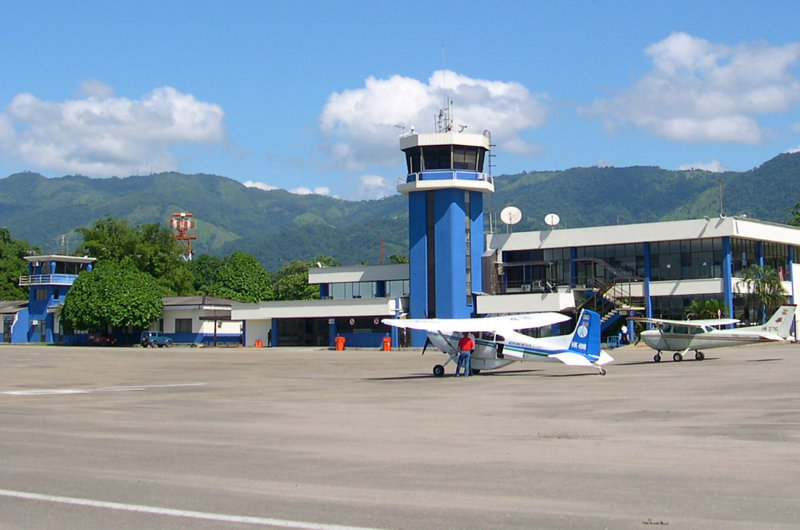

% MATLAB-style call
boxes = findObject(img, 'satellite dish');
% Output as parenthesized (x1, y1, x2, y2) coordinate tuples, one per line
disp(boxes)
(500, 206, 522, 226)
(544, 213, 560, 227)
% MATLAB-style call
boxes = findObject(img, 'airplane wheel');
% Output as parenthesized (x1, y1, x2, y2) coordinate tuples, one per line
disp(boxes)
(433, 365, 445, 377)
(695, 351, 705, 361)
(673, 352, 683, 362)
(654, 353, 661, 363)
(598, 368, 606, 376)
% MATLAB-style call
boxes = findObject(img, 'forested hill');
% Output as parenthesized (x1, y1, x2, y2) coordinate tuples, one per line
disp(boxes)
(1, 151, 799, 271)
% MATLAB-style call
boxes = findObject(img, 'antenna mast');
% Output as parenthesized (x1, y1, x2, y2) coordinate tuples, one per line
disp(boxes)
(436, 45, 452, 133)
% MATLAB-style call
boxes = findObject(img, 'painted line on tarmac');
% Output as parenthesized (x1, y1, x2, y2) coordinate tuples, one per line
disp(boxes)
(2, 383, 207, 396)
(0, 488, 388, 530)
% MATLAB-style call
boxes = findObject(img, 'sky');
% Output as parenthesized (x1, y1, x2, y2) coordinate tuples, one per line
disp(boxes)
(1, 1, 800, 201)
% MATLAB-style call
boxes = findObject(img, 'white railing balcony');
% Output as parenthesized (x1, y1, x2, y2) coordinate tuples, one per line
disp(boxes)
(19, 274, 79, 287)
(396, 170, 495, 195)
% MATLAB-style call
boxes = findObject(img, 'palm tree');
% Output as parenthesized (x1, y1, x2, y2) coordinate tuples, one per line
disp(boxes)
(737, 265, 786, 324)
(687, 299, 727, 319)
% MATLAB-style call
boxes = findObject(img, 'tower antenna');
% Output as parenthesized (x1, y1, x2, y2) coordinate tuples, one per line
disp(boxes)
(436, 45, 452, 133)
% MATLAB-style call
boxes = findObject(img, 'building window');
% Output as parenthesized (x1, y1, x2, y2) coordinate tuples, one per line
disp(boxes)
(175, 318, 192, 333)
(35, 289, 47, 301)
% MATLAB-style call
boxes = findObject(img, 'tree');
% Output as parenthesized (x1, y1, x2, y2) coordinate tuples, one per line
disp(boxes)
(187, 254, 224, 294)
(272, 255, 340, 301)
(737, 264, 787, 323)
(207, 252, 272, 303)
(0, 228, 39, 300)
(387, 254, 409, 264)
(60, 262, 163, 332)
(687, 299, 727, 319)
(786, 202, 800, 227)
(76, 215, 193, 295)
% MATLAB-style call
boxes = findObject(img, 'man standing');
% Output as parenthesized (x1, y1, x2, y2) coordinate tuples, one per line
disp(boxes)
(456, 333, 475, 377)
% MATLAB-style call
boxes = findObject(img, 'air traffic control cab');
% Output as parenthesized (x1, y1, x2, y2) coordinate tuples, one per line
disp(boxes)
(398, 110, 494, 346)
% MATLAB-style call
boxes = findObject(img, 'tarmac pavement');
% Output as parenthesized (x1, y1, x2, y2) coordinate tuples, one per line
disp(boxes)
(0, 341, 798, 529)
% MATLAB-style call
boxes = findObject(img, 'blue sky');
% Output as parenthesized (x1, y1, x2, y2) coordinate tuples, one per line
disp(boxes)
(2, 1, 800, 200)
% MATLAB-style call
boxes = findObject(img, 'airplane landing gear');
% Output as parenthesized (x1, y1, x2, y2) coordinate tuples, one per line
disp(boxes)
(654, 352, 662, 363)
(433, 364, 445, 377)
(673, 352, 683, 362)
(598, 367, 607, 376)
(695, 351, 705, 361)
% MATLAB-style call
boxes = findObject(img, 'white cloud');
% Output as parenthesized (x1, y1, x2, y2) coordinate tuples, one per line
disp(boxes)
(243, 180, 278, 191)
(581, 33, 800, 144)
(350, 174, 396, 200)
(318, 70, 549, 170)
(289, 186, 330, 196)
(0, 83, 226, 176)
(678, 159, 728, 172)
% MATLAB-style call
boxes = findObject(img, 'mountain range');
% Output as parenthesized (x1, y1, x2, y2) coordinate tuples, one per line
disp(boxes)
(1, 151, 799, 271)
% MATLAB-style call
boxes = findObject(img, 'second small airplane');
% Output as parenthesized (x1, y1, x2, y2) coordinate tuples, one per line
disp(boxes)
(631, 304, 797, 362)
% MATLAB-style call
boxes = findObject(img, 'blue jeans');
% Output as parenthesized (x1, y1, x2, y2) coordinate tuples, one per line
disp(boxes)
(456, 350, 471, 376)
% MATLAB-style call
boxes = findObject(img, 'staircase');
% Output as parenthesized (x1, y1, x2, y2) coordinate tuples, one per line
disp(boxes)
(574, 258, 644, 333)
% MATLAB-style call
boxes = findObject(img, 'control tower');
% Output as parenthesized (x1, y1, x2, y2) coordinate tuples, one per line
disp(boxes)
(398, 105, 494, 345)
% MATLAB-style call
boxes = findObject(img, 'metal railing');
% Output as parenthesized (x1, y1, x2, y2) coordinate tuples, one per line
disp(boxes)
(397, 170, 493, 186)
(18, 274, 78, 287)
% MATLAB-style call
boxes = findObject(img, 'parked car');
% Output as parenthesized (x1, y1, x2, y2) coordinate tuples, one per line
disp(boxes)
(87, 332, 116, 347)
(140, 330, 173, 348)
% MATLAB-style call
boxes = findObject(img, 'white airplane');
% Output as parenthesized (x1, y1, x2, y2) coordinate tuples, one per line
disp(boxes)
(382, 309, 614, 376)
(631, 304, 797, 363)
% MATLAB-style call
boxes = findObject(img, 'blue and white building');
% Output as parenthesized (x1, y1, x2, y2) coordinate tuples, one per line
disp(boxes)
(12, 255, 96, 343)
(482, 216, 800, 328)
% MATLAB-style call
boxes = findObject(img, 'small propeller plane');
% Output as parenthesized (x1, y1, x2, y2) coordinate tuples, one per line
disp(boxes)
(382, 309, 614, 376)
(631, 304, 797, 363)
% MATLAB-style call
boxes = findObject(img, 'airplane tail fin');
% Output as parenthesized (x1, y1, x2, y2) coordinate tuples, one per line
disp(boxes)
(759, 304, 797, 338)
(568, 309, 602, 361)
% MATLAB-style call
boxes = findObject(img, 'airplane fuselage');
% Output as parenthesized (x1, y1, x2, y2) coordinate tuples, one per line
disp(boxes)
(430, 330, 583, 371)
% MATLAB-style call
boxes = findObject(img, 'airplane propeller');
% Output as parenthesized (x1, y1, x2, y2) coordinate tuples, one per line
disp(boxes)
(421, 336, 432, 355)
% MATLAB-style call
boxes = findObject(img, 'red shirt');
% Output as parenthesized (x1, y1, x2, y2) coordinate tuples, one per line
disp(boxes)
(458, 336, 475, 352)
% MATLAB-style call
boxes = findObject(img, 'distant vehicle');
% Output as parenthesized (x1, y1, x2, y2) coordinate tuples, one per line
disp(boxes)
(140, 330, 173, 348)
(383, 309, 614, 376)
(631, 304, 797, 362)
(87, 332, 116, 347)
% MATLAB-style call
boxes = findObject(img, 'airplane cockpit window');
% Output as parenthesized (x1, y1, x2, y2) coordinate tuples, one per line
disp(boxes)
(690, 326, 705, 334)
(661, 324, 672, 333)
(481, 332, 495, 341)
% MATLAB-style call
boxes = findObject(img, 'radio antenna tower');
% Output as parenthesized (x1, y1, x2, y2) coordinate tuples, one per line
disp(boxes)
(169, 212, 198, 261)
(436, 45, 453, 133)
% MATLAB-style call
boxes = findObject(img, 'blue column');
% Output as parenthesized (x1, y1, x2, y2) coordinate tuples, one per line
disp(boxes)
(329, 318, 336, 348)
(319, 284, 329, 299)
(757, 241, 765, 267)
(271, 319, 280, 347)
(408, 191, 428, 346)
(643, 242, 652, 319)
(375, 281, 386, 298)
(433, 188, 468, 320)
(722, 237, 734, 320)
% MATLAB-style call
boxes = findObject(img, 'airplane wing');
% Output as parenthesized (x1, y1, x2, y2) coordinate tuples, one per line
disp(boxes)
(629, 316, 740, 327)
(382, 312, 571, 334)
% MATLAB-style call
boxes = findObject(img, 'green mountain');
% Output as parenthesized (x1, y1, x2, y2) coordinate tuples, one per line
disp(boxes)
(1, 152, 799, 271)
